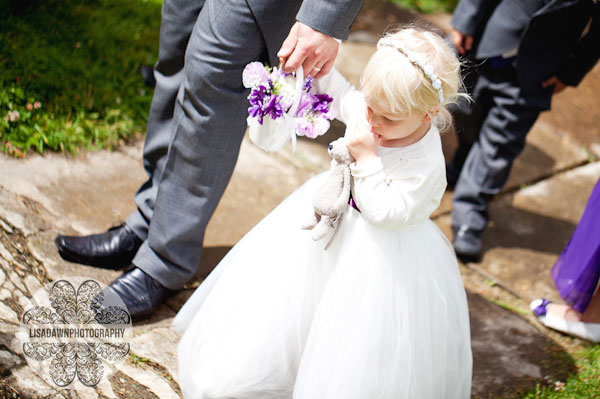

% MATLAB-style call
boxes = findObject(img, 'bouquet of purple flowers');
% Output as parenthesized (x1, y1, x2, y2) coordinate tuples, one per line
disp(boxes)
(242, 62, 334, 152)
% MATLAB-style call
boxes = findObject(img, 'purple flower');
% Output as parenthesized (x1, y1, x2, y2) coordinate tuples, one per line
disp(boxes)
(312, 93, 333, 113)
(263, 95, 283, 120)
(302, 76, 313, 91)
(242, 62, 269, 88)
(248, 104, 263, 124)
(247, 85, 268, 124)
(248, 85, 267, 105)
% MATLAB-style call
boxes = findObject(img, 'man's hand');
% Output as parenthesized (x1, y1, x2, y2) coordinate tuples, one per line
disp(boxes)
(451, 29, 473, 55)
(277, 22, 339, 78)
(542, 76, 567, 94)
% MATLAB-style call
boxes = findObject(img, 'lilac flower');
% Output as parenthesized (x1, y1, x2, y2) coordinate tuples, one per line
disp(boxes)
(242, 62, 269, 88)
(295, 114, 330, 139)
(295, 117, 313, 138)
(312, 115, 331, 137)
(294, 93, 312, 117)
(271, 66, 292, 81)
(270, 67, 282, 82)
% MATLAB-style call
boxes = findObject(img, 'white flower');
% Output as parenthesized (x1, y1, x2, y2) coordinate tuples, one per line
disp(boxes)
(554, 381, 565, 391)
(276, 75, 296, 109)
(7, 110, 19, 122)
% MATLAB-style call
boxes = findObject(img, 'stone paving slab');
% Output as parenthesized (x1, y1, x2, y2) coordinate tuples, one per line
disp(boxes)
(536, 62, 600, 157)
(461, 161, 600, 304)
(436, 162, 600, 308)
(0, 143, 147, 235)
(504, 119, 590, 191)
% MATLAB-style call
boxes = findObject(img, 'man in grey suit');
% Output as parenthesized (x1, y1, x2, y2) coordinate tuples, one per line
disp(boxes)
(55, 0, 364, 319)
(448, 0, 599, 261)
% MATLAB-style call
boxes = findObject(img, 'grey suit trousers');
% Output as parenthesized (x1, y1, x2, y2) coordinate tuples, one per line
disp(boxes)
(125, 0, 272, 289)
(450, 63, 541, 232)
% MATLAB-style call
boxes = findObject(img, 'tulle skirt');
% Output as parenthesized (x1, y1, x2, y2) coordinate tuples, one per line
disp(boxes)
(172, 173, 472, 399)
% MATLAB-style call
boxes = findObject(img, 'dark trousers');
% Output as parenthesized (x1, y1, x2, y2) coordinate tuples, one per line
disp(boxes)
(449, 62, 543, 232)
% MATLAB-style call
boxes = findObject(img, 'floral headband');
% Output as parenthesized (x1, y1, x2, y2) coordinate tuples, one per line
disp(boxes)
(377, 37, 445, 103)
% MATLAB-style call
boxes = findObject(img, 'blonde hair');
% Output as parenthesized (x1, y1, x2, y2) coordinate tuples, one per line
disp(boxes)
(361, 27, 466, 132)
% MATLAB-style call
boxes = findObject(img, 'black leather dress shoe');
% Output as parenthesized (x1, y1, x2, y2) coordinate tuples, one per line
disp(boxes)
(452, 225, 483, 263)
(104, 267, 176, 321)
(55, 224, 143, 269)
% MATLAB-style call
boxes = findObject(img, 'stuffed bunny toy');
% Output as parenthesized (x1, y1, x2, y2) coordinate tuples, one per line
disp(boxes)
(303, 137, 355, 248)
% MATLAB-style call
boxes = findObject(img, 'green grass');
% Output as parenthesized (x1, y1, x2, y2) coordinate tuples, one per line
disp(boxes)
(521, 345, 600, 398)
(390, 0, 458, 13)
(0, 0, 161, 156)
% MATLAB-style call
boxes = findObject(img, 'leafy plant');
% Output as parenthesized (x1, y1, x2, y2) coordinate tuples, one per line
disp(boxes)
(390, 0, 458, 13)
(521, 346, 600, 398)
(0, 0, 162, 156)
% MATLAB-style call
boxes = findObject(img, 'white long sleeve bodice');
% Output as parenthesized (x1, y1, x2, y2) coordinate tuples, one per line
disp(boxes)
(315, 69, 448, 230)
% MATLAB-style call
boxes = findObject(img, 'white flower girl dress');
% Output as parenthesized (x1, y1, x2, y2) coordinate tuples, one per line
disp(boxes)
(172, 70, 472, 399)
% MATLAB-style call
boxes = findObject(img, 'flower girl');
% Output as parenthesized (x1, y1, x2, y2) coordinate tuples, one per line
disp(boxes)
(172, 27, 472, 398)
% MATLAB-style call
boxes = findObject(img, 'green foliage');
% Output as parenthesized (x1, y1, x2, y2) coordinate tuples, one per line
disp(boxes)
(521, 346, 600, 398)
(0, 0, 162, 156)
(390, 0, 458, 13)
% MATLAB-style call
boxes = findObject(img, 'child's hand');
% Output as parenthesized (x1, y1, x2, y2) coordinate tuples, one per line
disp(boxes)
(346, 126, 379, 165)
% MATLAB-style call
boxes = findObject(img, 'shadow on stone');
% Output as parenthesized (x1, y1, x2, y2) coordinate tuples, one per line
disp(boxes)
(468, 292, 575, 398)
(484, 207, 575, 256)
(505, 143, 557, 191)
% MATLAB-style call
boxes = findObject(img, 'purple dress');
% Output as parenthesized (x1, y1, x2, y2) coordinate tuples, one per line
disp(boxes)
(551, 178, 600, 313)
